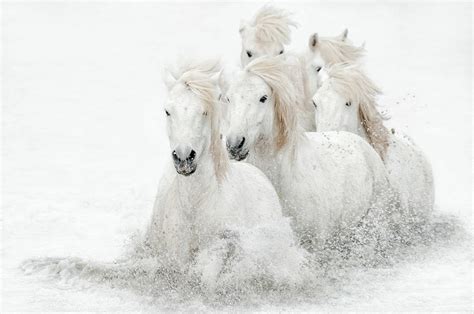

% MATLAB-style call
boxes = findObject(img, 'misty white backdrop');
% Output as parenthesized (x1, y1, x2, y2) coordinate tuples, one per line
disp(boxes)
(2, 1, 472, 311)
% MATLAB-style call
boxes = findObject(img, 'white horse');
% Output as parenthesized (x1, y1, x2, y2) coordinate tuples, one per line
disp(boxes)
(219, 56, 398, 245)
(237, 5, 319, 131)
(239, 7, 354, 133)
(290, 29, 366, 131)
(220, 53, 317, 133)
(302, 29, 365, 98)
(146, 60, 306, 291)
(312, 63, 434, 220)
(239, 5, 297, 67)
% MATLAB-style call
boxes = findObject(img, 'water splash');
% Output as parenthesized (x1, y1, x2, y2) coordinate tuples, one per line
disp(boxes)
(20, 212, 470, 309)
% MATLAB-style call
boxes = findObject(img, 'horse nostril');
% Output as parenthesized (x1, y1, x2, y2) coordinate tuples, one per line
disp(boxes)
(172, 150, 181, 162)
(172, 150, 180, 162)
(237, 137, 245, 149)
(188, 150, 196, 161)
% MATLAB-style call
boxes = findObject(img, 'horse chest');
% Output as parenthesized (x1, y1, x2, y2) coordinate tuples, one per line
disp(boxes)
(248, 152, 282, 193)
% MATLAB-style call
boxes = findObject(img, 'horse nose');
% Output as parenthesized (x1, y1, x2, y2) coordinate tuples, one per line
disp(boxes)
(172, 146, 196, 163)
(226, 136, 245, 152)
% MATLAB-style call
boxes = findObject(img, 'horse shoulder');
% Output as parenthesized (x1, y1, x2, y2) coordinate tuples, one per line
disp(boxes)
(385, 132, 432, 183)
(304, 131, 387, 193)
(149, 164, 178, 229)
(304, 131, 372, 165)
(312, 131, 390, 220)
(225, 162, 283, 223)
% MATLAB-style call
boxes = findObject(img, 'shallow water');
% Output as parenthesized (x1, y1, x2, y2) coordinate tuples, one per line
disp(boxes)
(18, 212, 470, 310)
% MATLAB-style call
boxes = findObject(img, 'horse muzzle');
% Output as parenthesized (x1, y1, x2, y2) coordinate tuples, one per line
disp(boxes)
(174, 161, 197, 176)
(226, 136, 249, 161)
(172, 147, 198, 176)
(228, 148, 249, 161)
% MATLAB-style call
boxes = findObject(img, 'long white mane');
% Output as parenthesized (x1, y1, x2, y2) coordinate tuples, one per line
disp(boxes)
(327, 63, 390, 159)
(242, 5, 297, 45)
(245, 56, 302, 150)
(167, 60, 229, 180)
(310, 32, 366, 65)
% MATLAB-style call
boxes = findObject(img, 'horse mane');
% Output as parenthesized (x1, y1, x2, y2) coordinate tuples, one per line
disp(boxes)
(170, 60, 229, 181)
(318, 36, 365, 65)
(245, 56, 301, 150)
(328, 63, 390, 159)
(167, 59, 222, 81)
(295, 53, 317, 116)
(244, 5, 297, 45)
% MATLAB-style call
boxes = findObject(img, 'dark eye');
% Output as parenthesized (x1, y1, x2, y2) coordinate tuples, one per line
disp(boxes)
(312, 100, 317, 108)
(226, 97, 230, 102)
(246, 50, 252, 58)
(315, 66, 322, 72)
(346, 102, 352, 107)
(279, 50, 284, 55)
(165, 110, 170, 116)
(259, 95, 268, 103)
(203, 111, 208, 116)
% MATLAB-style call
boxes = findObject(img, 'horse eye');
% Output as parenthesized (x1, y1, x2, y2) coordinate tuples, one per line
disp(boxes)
(226, 97, 230, 102)
(312, 100, 317, 108)
(279, 50, 284, 55)
(346, 102, 352, 107)
(165, 110, 170, 116)
(203, 111, 208, 116)
(259, 95, 268, 103)
(315, 66, 322, 72)
(246, 50, 252, 58)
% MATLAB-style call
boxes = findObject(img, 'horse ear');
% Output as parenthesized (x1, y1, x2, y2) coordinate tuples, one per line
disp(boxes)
(239, 19, 247, 35)
(340, 28, 349, 41)
(162, 69, 177, 90)
(309, 33, 319, 51)
(218, 66, 235, 95)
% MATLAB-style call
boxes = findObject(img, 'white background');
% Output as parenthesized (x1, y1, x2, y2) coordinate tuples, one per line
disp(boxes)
(2, 1, 472, 311)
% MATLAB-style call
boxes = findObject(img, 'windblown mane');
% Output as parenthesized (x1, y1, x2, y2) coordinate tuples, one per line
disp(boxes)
(245, 5, 297, 45)
(328, 63, 390, 159)
(170, 60, 229, 181)
(245, 56, 301, 150)
(318, 37, 365, 65)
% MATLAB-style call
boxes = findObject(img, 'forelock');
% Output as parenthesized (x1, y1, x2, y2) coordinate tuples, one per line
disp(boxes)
(328, 63, 381, 104)
(248, 5, 297, 45)
(318, 37, 365, 65)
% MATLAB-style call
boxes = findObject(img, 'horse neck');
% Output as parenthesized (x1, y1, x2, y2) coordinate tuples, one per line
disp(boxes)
(250, 134, 280, 166)
(249, 128, 304, 190)
(354, 113, 371, 143)
(248, 109, 280, 178)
